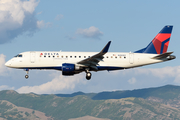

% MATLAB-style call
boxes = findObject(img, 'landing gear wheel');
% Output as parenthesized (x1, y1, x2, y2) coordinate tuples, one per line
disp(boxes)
(86, 72, 91, 80)
(25, 75, 29, 79)
(24, 69, 29, 79)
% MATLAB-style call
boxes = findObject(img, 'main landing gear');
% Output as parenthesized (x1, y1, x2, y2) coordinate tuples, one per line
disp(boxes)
(85, 69, 92, 80)
(25, 69, 29, 79)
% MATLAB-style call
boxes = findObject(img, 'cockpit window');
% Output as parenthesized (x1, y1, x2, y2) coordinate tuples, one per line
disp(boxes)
(18, 54, 22, 57)
(14, 54, 23, 57)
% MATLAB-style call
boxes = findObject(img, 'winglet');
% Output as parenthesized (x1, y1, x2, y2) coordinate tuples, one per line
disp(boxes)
(101, 41, 111, 53)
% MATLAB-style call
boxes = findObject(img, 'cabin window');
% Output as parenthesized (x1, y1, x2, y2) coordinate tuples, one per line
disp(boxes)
(84, 56, 86, 58)
(79, 56, 81, 58)
(70, 56, 72, 58)
(124, 57, 126, 59)
(44, 56, 46, 57)
(88, 56, 90, 58)
(48, 56, 50, 58)
(115, 57, 117, 58)
(111, 56, 113, 58)
(53, 56, 55, 58)
(120, 56, 121, 58)
(57, 56, 59, 58)
(61, 56, 63, 58)
(66, 56, 68, 58)
(75, 56, 76, 58)
(106, 56, 108, 58)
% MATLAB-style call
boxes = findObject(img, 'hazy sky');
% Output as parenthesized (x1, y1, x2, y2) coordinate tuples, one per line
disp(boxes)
(0, 0, 180, 94)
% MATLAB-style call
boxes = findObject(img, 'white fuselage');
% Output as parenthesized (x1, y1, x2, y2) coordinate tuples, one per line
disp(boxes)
(5, 51, 168, 71)
(5, 26, 175, 80)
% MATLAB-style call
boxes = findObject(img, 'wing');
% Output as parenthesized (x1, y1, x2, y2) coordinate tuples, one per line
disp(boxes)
(77, 41, 111, 70)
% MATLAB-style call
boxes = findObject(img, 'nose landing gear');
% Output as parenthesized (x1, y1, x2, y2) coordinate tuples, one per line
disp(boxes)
(25, 69, 29, 79)
(25, 75, 29, 79)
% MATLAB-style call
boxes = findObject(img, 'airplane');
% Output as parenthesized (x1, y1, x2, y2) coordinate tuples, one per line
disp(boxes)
(5, 25, 175, 80)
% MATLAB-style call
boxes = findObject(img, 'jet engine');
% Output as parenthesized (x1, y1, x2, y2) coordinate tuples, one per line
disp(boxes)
(62, 63, 81, 75)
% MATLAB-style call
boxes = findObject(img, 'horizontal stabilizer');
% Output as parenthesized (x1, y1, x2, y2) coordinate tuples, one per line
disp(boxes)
(152, 52, 173, 59)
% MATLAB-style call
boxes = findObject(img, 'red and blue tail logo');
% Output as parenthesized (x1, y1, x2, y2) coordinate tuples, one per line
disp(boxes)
(135, 26, 173, 54)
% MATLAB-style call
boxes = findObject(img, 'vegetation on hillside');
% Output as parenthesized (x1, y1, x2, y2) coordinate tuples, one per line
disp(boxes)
(0, 85, 180, 120)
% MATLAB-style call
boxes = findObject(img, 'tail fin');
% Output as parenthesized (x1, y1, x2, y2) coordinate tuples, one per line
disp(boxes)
(135, 26, 173, 54)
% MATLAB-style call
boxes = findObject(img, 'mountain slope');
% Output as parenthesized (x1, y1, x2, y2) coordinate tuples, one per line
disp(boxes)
(0, 100, 53, 120)
(1, 85, 180, 120)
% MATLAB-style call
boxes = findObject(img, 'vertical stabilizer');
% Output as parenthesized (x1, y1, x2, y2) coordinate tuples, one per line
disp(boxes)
(135, 26, 173, 54)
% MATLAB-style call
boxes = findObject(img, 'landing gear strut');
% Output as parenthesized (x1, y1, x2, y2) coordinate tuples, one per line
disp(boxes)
(25, 69, 29, 79)
(85, 69, 92, 80)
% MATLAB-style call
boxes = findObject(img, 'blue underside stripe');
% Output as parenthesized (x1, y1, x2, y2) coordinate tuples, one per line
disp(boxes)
(21, 66, 124, 71)
(97, 66, 124, 70)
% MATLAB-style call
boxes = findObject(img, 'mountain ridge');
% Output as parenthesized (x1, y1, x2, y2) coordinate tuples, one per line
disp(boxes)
(52, 84, 180, 100)
(0, 84, 180, 120)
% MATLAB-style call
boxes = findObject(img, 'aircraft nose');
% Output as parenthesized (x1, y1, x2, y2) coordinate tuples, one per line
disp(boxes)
(5, 60, 11, 67)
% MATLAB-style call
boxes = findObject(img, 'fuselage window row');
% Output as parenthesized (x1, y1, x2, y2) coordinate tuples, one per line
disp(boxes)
(42, 55, 126, 59)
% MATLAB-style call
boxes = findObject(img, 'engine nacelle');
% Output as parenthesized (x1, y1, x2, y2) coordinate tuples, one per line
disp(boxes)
(62, 63, 81, 76)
